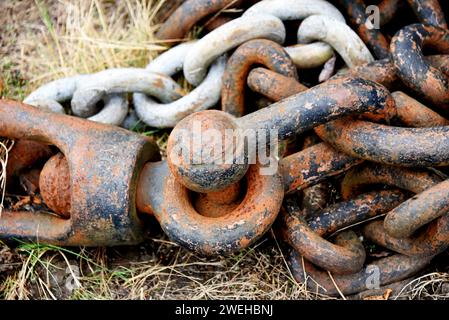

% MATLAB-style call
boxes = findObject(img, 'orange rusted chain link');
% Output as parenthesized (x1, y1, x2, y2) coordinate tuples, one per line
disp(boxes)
(221, 39, 299, 117)
(300, 134, 330, 216)
(281, 189, 408, 275)
(156, 0, 244, 40)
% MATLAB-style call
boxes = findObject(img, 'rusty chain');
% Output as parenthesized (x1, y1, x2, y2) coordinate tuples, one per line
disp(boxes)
(1, 0, 449, 297)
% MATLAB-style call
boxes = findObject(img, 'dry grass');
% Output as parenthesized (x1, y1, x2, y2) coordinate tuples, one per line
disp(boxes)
(0, 0, 448, 300)
(2, 0, 168, 90)
(0, 139, 14, 216)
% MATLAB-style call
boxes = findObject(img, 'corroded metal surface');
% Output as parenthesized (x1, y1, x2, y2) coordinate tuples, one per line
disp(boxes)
(39, 153, 71, 219)
(391, 24, 449, 111)
(283, 212, 366, 275)
(340, 164, 449, 257)
(378, 0, 401, 26)
(247, 68, 307, 102)
(363, 211, 449, 258)
(6, 140, 52, 179)
(340, 163, 442, 200)
(307, 189, 407, 237)
(221, 39, 298, 117)
(315, 119, 449, 167)
(137, 161, 284, 255)
(300, 134, 330, 216)
(156, 0, 243, 40)
(340, 0, 389, 59)
(280, 142, 361, 194)
(0, 100, 160, 246)
(288, 249, 431, 297)
(406, 0, 448, 29)
(167, 78, 394, 193)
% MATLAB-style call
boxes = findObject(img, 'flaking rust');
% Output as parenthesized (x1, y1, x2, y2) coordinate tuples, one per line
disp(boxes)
(0, 100, 160, 246)
(221, 39, 298, 117)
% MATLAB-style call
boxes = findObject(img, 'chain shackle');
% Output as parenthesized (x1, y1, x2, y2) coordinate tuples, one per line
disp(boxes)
(167, 77, 394, 193)
(136, 160, 284, 256)
(0, 100, 160, 246)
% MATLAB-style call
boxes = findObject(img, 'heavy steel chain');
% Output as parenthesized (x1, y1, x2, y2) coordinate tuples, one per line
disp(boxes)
(1, 0, 449, 297)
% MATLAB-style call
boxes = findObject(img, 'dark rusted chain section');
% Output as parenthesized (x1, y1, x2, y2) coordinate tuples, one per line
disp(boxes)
(280, 142, 362, 194)
(281, 189, 407, 275)
(167, 78, 395, 193)
(0, 100, 160, 246)
(426, 55, 449, 75)
(340, 164, 443, 201)
(247, 62, 449, 168)
(300, 134, 330, 216)
(247, 68, 307, 102)
(282, 213, 366, 275)
(384, 179, 449, 238)
(221, 39, 299, 117)
(392, 91, 449, 127)
(391, 24, 449, 110)
(315, 119, 449, 167)
(331, 55, 449, 90)
(136, 161, 283, 256)
(307, 189, 408, 238)
(156, 0, 243, 40)
(339, 0, 389, 59)
(285, 178, 430, 295)
(341, 164, 449, 257)
(363, 208, 449, 258)
(406, 0, 448, 29)
(287, 249, 432, 297)
(377, 0, 401, 26)
(249, 56, 449, 105)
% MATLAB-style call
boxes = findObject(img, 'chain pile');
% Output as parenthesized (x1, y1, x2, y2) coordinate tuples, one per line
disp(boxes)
(1, 0, 449, 297)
